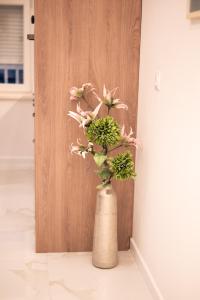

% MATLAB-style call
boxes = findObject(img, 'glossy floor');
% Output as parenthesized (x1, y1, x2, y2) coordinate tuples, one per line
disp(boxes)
(0, 167, 153, 300)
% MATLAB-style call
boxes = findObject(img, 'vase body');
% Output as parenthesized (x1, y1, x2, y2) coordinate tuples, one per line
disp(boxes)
(92, 185, 118, 268)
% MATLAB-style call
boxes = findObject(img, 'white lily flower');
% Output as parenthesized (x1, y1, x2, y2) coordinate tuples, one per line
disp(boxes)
(82, 82, 95, 93)
(120, 125, 140, 148)
(69, 83, 95, 101)
(70, 140, 94, 159)
(70, 143, 87, 158)
(68, 102, 102, 128)
(94, 85, 128, 110)
(69, 87, 84, 101)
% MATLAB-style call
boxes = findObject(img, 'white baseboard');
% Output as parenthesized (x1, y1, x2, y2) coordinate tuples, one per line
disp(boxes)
(0, 157, 34, 170)
(130, 238, 165, 300)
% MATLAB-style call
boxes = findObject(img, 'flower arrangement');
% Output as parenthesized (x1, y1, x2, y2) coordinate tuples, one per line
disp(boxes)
(68, 83, 139, 189)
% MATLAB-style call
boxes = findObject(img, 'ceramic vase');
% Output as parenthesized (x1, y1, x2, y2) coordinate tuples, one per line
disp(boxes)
(92, 185, 118, 268)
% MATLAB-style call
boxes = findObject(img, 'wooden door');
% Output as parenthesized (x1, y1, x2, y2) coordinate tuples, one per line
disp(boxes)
(35, 0, 141, 252)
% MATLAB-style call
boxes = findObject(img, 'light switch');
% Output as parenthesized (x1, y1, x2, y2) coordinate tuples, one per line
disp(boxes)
(154, 71, 161, 91)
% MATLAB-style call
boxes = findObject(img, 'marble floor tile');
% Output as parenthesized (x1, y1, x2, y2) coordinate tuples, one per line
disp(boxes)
(0, 169, 35, 258)
(0, 259, 27, 300)
(0, 254, 50, 300)
(48, 251, 153, 300)
(0, 167, 153, 300)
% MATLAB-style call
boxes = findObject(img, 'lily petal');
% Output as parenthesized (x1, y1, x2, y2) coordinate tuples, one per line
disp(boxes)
(68, 111, 83, 124)
(92, 90, 102, 102)
(91, 102, 102, 119)
(70, 87, 78, 96)
(115, 103, 128, 110)
(121, 124, 125, 136)
(103, 85, 107, 98)
(110, 87, 118, 97)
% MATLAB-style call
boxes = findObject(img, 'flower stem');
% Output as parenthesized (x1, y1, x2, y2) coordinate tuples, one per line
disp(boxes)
(108, 143, 124, 153)
(102, 145, 108, 155)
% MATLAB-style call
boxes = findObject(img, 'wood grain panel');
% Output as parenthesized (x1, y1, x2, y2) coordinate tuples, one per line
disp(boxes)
(35, 0, 142, 252)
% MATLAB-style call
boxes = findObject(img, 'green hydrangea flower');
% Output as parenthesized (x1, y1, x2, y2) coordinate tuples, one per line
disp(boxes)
(109, 152, 136, 180)
(86, 116, 120, 147)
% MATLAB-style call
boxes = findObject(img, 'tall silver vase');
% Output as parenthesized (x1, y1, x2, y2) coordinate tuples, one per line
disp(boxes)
(92, 185, 118, 269)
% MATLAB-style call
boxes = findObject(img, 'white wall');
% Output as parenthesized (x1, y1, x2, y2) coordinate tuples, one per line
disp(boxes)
(133, 1, 200, 300)
(0, 0, 34, 162)
(0, 99, 34, 159)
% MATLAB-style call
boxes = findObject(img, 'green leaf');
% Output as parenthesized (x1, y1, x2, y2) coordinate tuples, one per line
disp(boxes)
(93, 153, 107, 167)
(98, 167, 112, 180)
